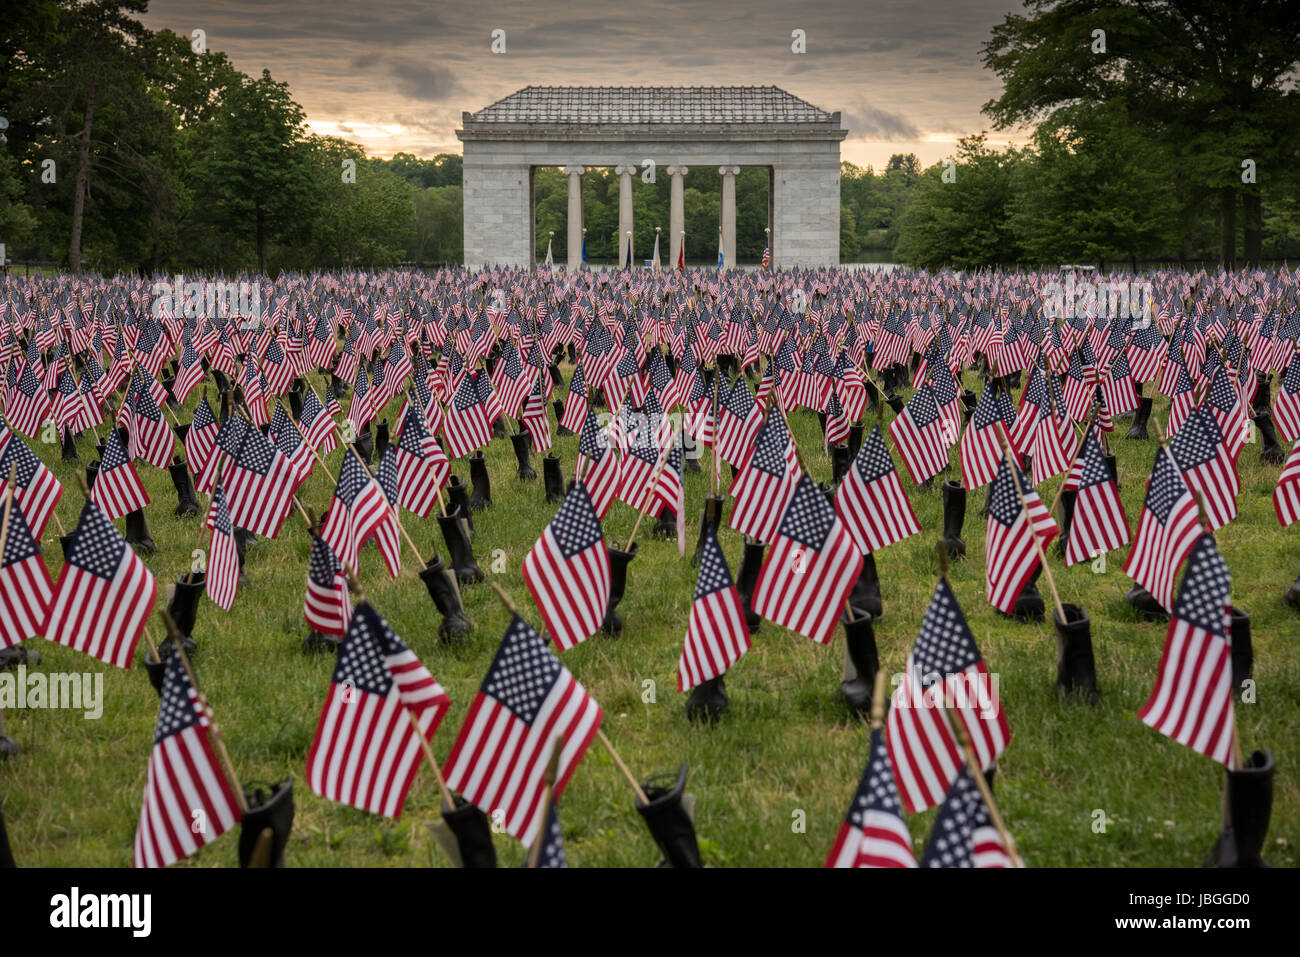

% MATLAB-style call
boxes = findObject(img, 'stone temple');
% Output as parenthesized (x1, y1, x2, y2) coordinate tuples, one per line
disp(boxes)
(456, 86, 847, 269)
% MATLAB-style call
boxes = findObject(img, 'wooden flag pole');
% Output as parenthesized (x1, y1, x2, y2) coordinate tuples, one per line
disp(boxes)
(488, 581, 649, 805)
(527, 738, 564, 868)
(869, 667, 889, 731)
(274, 396, 337, 484)
(160, 608, 250, 814)
(346, 442, 428, 570)
(946, 704, 1024, 868)
(994, 423, 1067, 623)
(0, 463, 19, 560)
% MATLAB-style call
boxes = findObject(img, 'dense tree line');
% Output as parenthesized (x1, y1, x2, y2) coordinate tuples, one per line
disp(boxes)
(2, 1, 1297, 273)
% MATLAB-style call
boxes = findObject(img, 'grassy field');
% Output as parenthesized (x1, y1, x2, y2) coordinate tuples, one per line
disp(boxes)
(1, 368, 1296, 868)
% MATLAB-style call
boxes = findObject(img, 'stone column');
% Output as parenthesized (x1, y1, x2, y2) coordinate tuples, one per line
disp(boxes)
(563, 165, 585, 269)
(718, 165, 739, 270)
(667, 165, 689, 267)
(615, 164, 637, 268)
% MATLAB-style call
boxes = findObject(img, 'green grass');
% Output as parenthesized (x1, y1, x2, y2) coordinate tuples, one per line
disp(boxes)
(1, 371, 1296, 868)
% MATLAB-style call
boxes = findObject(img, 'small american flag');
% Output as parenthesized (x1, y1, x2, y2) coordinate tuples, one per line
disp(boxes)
(442, 614, 603, 847)
(728, 409, 799, 543)
(204, 484, 239, 611)
(298, 387, 338, 455)
(269, 401, 312, 482)
(1273, 350, 1300, 442)
(919, 767, 1011, 868)
(577, 410, 619, 520)
(523, 482, 610, 652)
(715, 376, 764, 468)
(521, 379, 552, 454)
(127, 378, 176, 469)
(240, 353, 270, 427)
(0, 496, 53, 650)
(45, 499, 156, 668)
(888, 383, 952, 484)
(888, 577, 1010, 813)
(826, 728, 915, 868)
(959, 385, 1009, 490)
(1273, 440, 1300, 527)
(0, 425, 64, 538)
(91, 428, 150, 521)
(223, 426, 300, 539)
(558, 362, 589, 434)
(1064, 429, 1130, 567)
(444, 372, 492, 460)
(304, 532, 350, 636)
(532, 802, 567, 868)
(1136, 534, 1236, 765)
(133, 653, 241, 868)
(6, 360, 51, 439)
(320, 449, 388, 575)
(393, 403, 447, 517)
(306, 601, 451, 817)
(1168, 406, 1239, 530)
(346, 362, 374, 432)
(835, 424, 920, 553)
(984, 456, 1058, 614)
(1122, 448, 1202, 611)
(185, 396, 220, 493)
(752, 474, 863, 645)
(677, 526, 751, 691)
(369, 447, 403, 578)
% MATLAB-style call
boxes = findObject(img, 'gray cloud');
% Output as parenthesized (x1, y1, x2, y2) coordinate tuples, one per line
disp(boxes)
(841, 103, 921, 141)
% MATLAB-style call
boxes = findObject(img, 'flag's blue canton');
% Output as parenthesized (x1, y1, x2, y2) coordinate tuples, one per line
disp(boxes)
(827, 391, 844, 418)
(774, 340, 799, 373)
(534, 802, 568, 868)
(334, 450, 371, 507)
(550, 484, 602, 559)
(17, 363, 42, 399)
(749, 413, 791, 477)
(846, 728, 904, 822)
(101, 428, 133, 471)
(971, 387, 1001, 431)
(154, 653, 203, 744)
(1021, 369, 1047, 412)
(996, 389, 1018, 427)
(615, 349, 641, 379)
(271, 402, 298, 446)
(68, 500, 128, 578)
(352, 362, 369, 396)
(1170, 408, 1223, 470)
(1110, 352, 1132, 382)
(135, 382, 164, 423)
(777, 475, 835, 551)
(1283, 352, 1300, 393)
(372, 358, 388, 392)
(236, 429, 276, 477)
(1173, 535, 1231, 636)
(209, 484, 234, 536)
(578, 411, 608, 459)
(1078, 432, 1111, 490)
(499, 341, 523, 380)
(309, 533, 341, 587)
(914, 577, 981, 675)
(694, 527, 734, 600)
(1144, 451, 1189, 524)
(264, 338, 286, 366)
(483, 615, 563, 724)
(1131, 322, 1162, 351)
(137, 321, 162, 356)
(724, 377, 755, 418)
(930, 366, 958, 407)
(854, 426, 898, 483)
(1206, 371, 1237, 414)
(57, 369, 76, 400)
(215, 414, 251, 458)
(689, 369, 712, 405)
(398, 406, 428, 454)
(921, 768, 993, 868)
(905, 384, 940, 428)
(451, 374, 480, 412)
(986, 458, 1026, 529)
(1065, 350, 1086, 385)
(376, 446, 399, 502)
(333, 603, 398, 697)
(1, 501, 39, 567)
(298, 389, 324, 427)
(568, 363, 586, 399)
(474, 370, 495, 406)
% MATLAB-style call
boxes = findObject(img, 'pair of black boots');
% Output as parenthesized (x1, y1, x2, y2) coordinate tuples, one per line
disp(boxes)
(145, 574, 204, 693)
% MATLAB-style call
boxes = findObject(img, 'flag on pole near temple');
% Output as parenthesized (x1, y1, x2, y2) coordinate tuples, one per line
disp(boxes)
(0, 497, 53, 650)
(203, 485, 239, 611)
(132, 654, 241, 868)
(444, 372, 493, 460)
(306, 602, 451, 817)
(91, 428, 150, 520)
(319, 449, 387, 575)
(443, 614, 603, 847)
(678, 231, 686, 271)
(728, 409, 799, 542)
(1136, 534, 1236, 766)
(393, 403, 447, 517)
(836, 425, 920, 553)
(577, 410, 619, 520)
(1064, 429, 1130, 566)
(522, 482, 610, 652)
(304, 532, 350, 636)
(888, 576, 1010, 814)
(984, 456, 1058, 614)
(889, 384, 952, 484)
(45, 499, 156, 668)
(677, 526, 751, 692)
(1123, 448, 1202, 611)
(752, 474, 862, 645)
(651, 229, 661, 272)
(825, 728, 915, 869)
(919, 767, 1012, 868)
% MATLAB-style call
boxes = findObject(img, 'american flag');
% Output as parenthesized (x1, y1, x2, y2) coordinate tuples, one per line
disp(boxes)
(0, 426, 64, 538)
(45, 499, 156, 668)
(0, 496, 53, 650)
(752, 474, 862, 645)
(728, 409, 799, 543)
(393, 403, 447, 517)
(442, 614, 603, 847)
(197, 413, 248, 494)
(204, 484, 239, 611)
(306, 601, 451, 817)
(716, 375, 764, 468)
(132, 653, 241, 868)
(835, 424, 920, 553)
(532, 802, 567, 868)
(444, 372, 492, 461)
(298, 386, 338, 455)
(370, 447, 403, 578)
(984, 456, 1058, 614)
(185, 396, 220, 493)
(888, 577, 1010, 813)
(677, 526, 751, 691)
(346, 362, 374, 432)
(5, 360, 51, 439)
(616, 433, 667, 512)
(521, 379, 552, 454)
(888, 383, 952, 484)
(1273, 440, 1300, 527)
(1274, 350, 1300, 442)
(523, 482, 610, 652)
(1064, 430, 1130, 567)
(304, 532, 350, 636)
(91, 428, 150, 520)
(1123, 448, 1202, 611)
(919, 767, 1011, 868)
(558, 362, 589, 434)
(1168, 407, 1238, 530)
(825, 727, 915, 869)
(127, 379, 176, 469)
(1100, 352, 1140, 417)
(223, 426, 300, 539)
(1136, 534, 1236, 766)
(577, 410, 619, 520)
(320, 449, 388, 575)
(269, 401, 312, 482)
(959, 384, 1009, 490)
(240, 353, 270, 427)
(1205, 369, 1248, 461)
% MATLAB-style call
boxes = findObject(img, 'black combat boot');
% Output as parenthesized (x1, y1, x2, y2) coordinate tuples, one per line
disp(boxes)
(735, 538, 765, 634)
(691, 495, 725, 565)
(303, 631, 340, 653)
(376, 419, 390, 459)
(554, 400, 574, 436)
(437, 506, 483, 585)
(61, 429, 80, 462)
(0, 805, 14, 865)
(353, 421, 374, 464)
(1253, 412, 1285, 465)
(511, 432, 537, 480)
(491, 415, 507, 439)
(0, 645, 40, 671)
(1229, 606, 1252, 691)
(1001, 565, 1044, 623)
(849, 552, 883, 620)
(961, 389, 978, 425)
(124, 509, 157, 555)
(168, 572, 205, 641)
(601, 544, 637, 635)
(1125, 584, 1168, 622)
(233, 527, 255, 584)
(543, 453, 564, 504)
(419, 554, 472, 640)
(446, 476, 474, 538)
(940, 480, 967, 559)
(685, 676, 728, 723)
(1104, 451, 1119, 488)
(1125, 397, 1152, 440)
(839, 606, 879, 716)
(441, 795, 497, 868)
(468, 451, 491, 509)
(652, 506, 677, 540)
(1207, 750, 1274, 868)
(831, 443, 852, 486)
(288, 378, 304, 421)
(548, 362, 563, 390)
(635, 765, 702, 868)
(1057, 488, 1078, 557)
(239, 779, 295, 868)
(886, 393, 905, 415)
(848, 423, 865, 459)
(169, 457, 199, 517)
(1285, 563, 1300, 610)
(1054, 603, 1099, 704)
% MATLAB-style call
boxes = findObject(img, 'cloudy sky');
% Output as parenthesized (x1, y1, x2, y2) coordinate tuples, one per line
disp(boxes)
(140, 0, 1025, 169)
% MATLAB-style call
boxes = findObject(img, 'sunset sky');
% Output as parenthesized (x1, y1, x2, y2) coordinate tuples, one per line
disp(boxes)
(140, 0, 1026, 170)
